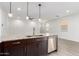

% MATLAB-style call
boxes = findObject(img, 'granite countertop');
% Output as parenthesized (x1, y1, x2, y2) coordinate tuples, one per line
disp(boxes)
(0, 35, 51, 42)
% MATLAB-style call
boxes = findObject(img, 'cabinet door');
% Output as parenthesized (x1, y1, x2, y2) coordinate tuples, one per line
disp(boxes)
(37, 37, 48, 56)
(3, 40, 25, 56)
(26, 39, 38, 56)
(42, 37, 48, 55)
(0, 43, 2, 56)
(26, 37, 48, 56)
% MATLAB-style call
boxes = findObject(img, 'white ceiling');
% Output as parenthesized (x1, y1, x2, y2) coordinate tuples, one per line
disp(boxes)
(0, 2, 79, 20)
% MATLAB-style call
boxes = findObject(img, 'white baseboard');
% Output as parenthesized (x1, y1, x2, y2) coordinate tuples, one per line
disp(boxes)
(59, 37, 79, 43)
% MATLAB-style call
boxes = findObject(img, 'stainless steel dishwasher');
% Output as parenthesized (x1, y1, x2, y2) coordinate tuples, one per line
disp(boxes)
(48, 35, 58, 53)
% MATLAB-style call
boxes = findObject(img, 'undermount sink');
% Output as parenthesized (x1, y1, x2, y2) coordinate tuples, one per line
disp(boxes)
(26, 35, 43, 37)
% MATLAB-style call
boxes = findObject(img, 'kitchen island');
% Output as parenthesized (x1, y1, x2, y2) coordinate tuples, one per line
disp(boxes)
(0, 35, 58, 56)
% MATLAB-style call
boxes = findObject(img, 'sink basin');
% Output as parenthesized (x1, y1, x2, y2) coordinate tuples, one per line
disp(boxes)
(26, 35, 43, 37)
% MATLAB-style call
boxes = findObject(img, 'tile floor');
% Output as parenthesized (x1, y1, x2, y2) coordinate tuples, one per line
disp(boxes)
(49, 38, 79, 56)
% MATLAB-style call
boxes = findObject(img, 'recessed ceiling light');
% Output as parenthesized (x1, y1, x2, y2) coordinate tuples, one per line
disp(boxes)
(17, 8, 21, 11)
(66, 10, 70, 13)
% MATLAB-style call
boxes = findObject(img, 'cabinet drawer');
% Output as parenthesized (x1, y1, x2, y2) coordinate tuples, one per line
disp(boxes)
(3, 40, 25, 48)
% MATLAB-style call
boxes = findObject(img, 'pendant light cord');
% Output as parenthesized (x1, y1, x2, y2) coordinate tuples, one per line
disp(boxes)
(38, 4, 41, 19)
(27, 2, 29, 16)
(10, 2, 12, 13)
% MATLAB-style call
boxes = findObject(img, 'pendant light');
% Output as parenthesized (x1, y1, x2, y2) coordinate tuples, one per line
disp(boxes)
(38, 4, 42, 22)
(8, 2, 13, 18)
(26, 2, 29, 20)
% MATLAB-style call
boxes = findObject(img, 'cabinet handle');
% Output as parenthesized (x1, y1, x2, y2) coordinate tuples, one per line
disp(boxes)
(37, 39, 41, 41)
(4, 52, 10, 55)
(0, 52, 10, 55)
(12, 42, 21, 44)
(25, 47, 26, 52)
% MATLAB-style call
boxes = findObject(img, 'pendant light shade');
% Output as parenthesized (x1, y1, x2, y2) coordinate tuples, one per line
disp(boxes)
(8, 2, 13, 18)
(38, 18, 42, 22)
(8, 13, 13, 17)
(38, 4, 42, 22)
(26, 2, 29, 20)
(26, 16, 29, 20)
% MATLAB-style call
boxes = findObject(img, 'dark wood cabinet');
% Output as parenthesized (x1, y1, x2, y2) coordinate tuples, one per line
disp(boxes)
(26, 37, 48, 56)
(0, 43, 2, 55)
(0, 43, 3, 56)
(26, 38, 38, 56)
(0, 43, 1, 52)
(39, 37, 48, 56)
(3, 40, 26, 56)
(2, 37, 48, 56)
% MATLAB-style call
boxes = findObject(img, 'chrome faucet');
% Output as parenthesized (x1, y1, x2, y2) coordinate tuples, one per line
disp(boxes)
(33, 27, 35, 35)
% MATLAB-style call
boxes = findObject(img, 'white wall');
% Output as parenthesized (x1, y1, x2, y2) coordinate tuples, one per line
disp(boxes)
(49, 14, 79, 42)
(2, 7, 79, 42)
(0, 9, 2, 41)
(0, 9, 1, 36)
(1, 8, 41, 41)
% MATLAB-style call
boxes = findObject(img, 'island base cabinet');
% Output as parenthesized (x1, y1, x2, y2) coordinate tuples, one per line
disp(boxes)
(26, 37, 48, 56)
(0, 43, 3, 56)
(3, 46, 25, 56)
(26, 44, 38, 56)
(3, 40, 26, 56)
(1, 37, 48, 56)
